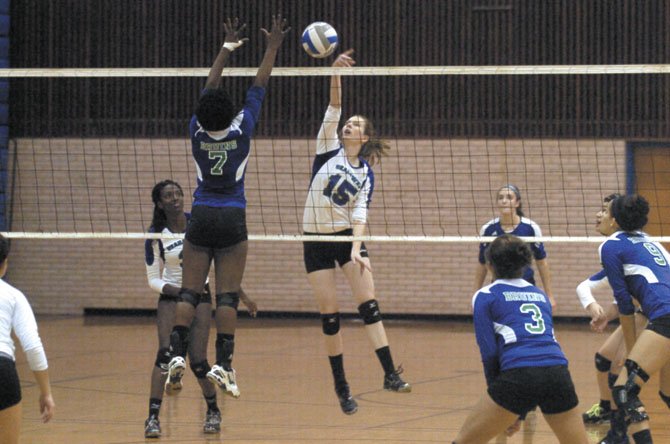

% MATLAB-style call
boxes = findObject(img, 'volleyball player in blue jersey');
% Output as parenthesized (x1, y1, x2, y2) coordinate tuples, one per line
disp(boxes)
(302, 50, 409, 416)
(454, 234, 588, 444)
(578, 194, 649, 427)
(165, 17, 288, 401)
(474, 185, 556, 307)
(589, 194, 670, 444)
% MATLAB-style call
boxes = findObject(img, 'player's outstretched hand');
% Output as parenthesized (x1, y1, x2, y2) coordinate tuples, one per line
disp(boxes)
(505, 418, 522, 437)
(586, 302, 606, 326)
(351, 251, 372, 274)
(261, 14, 290, 49)
(333, 49, 355, 68)
(590, 314, 609, 333)
(241, 293, 258, 318)
(39, 393, 55, 423)
(222, 17, 248, 51)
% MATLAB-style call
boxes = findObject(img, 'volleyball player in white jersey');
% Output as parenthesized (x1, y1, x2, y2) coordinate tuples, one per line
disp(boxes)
(303, 50, 410, 415)
(474, 184, 556, 307)
(165, 16, 288, 403)
(144, 180, 252, 437)
(0, 234, 55, 444)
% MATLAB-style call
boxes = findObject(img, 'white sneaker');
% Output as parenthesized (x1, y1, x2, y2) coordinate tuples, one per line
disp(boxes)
(207, 364, 240, 398)
(164, 356, 186, 395)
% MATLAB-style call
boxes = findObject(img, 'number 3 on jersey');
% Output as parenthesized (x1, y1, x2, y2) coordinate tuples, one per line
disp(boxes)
(323, 174, 357, 206)
(520, 303, 546, 334)
(209, 150, 228, 175)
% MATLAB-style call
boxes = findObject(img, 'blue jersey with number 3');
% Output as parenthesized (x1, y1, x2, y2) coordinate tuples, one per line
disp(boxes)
(599, 231, 670, 319)
(472, 278, 567, 385)
(189, 86, 265, 208)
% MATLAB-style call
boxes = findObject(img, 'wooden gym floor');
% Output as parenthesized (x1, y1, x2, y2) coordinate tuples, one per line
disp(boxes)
(14, 316, 670, 444)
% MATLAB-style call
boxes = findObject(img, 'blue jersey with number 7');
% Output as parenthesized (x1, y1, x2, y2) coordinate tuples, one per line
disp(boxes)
(189, 85, 266, 208)
(472, 278, 567, 385)
(599, 231, 670, 319)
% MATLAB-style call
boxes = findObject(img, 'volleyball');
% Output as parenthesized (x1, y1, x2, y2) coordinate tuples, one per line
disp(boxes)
(301, 22, 338, 58)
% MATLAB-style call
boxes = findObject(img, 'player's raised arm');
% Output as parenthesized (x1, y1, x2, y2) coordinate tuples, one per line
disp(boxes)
(205, 17, 248, 90)
(254, 14, 290, 89)
(329, 49, 355, 108)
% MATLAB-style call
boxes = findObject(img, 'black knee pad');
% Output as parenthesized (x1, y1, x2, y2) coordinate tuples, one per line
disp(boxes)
(612, 385, 629, 409)
(613, 383, 649, 424)
(608, 372, 619, 389)
(216, 292, 240, 310)
(631, 429, 653, 444)
(190, 360, 211, 379)
(179, 288, 201, 308)
(170, 326, 190, 358)
(155, 347, 171, 370)
(625, 359, 650, 384)
(595, 352, 612, 372)
(358, 299, 382, 325)
(660, 391, 670, 409)
(321, 313, 340, 336)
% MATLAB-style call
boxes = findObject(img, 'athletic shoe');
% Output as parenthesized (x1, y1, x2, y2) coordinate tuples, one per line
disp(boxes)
(383, 366, 411, 393)
(203, 410, 222, 434)
(583, 403, 612, 424)
(335, 384, 358, 415)
(207, 365, 240, 398)
(598, 429, 630, 444)
(144, 416, 161, 438)
(164, 356, 186, 395)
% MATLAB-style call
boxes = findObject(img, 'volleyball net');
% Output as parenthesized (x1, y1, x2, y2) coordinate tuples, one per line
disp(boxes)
(3, 65, 670, 242)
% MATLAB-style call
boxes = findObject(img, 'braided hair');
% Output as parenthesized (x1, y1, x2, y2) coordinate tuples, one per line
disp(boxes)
(150, 180, 184, 233)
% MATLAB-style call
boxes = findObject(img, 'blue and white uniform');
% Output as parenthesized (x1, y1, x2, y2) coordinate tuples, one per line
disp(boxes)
(144, 218, 189, 294)
(599, 231, 670, 319)
(576, 269, 610, 309)
(189, 86, 265, 208)
(472, 278, 567, 385)
(478, 218, 546, 284)
(302, 105, 374, 234)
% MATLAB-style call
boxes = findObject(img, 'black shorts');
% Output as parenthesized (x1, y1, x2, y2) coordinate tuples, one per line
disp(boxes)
(0, 355, 21, 410)
(303, 230, 369, 274)
(646, 314, 670, 339)
(487, 365, 579, 415)
(185, 205, 247, 250)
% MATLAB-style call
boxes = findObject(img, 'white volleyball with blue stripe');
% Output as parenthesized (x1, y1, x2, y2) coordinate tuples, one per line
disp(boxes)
(301, 22, 338, 58)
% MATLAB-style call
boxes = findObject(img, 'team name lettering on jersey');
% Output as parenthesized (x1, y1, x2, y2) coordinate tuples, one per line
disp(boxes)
(502, 291, 546, 303)
(200, 140, 238, 152)
(335, 164, 363, 188)
(165, 239, 183, 251)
